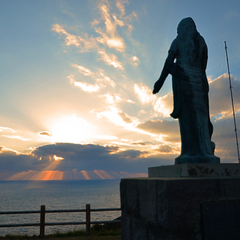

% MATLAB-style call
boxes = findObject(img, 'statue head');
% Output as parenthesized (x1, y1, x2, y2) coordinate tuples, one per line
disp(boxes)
(177, 18, 201, 63)
(177, 17, 197, 39)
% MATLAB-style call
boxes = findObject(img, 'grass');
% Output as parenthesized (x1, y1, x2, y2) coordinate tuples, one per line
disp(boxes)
(0, 223, 121, 240)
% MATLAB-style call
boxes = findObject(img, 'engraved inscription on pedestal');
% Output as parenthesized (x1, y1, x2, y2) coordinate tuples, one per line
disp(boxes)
(148, 163, 240, 178)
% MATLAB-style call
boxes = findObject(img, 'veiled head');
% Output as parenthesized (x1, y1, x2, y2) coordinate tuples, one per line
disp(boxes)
(177, 17, 197, 38)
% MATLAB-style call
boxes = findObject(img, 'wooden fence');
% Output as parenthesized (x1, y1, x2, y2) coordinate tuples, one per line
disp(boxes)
(0, 204, 121, 237)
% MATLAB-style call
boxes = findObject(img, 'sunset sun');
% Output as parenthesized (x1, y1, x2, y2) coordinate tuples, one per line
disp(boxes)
(51, 115, 94, 144)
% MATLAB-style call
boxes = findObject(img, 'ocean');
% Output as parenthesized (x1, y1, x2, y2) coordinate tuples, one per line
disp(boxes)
(0, 179, 120, 236)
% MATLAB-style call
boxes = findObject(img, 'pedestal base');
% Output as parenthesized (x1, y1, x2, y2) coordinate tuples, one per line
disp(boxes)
(175, 154, 220, 164)
(120, 177, 240, 240)
(148, 163, 240, 178)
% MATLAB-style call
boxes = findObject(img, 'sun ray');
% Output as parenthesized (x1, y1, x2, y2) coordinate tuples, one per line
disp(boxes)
(6, 170, 64, 181)
(81, 170, 91, 180)
(94, 170, 106, 179)
(94, 170, 114, 179)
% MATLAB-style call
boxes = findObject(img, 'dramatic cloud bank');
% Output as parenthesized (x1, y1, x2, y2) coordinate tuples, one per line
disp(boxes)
(0, 143, 173, 180)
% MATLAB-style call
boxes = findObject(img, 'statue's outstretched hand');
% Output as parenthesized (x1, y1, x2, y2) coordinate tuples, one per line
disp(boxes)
(153, 80, 163, 94)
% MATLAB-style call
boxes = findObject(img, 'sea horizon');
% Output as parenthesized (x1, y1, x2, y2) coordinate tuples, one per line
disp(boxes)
(0, 179, 121, 236)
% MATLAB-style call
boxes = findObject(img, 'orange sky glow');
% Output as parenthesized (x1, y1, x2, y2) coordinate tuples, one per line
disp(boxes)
(5, 170, 147, 181)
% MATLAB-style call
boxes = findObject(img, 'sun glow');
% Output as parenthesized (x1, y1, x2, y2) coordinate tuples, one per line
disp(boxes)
(51, 115, 94, 144)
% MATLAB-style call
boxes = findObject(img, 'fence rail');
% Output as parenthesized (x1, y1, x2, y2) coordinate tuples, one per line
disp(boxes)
(0, 204, 121, 237)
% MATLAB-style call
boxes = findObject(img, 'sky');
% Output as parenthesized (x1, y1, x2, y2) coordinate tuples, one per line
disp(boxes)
(0, 0, 240, 180)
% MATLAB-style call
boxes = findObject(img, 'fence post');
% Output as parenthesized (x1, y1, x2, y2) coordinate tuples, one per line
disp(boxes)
(40, 205, 45, 238)
(86, 204, 90, 235)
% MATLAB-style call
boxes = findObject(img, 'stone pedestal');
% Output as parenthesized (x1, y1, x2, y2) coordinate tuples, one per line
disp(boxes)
(148, 163, 240, 178)
(120, 164, 240, 240)
(175, 154, 220, 164)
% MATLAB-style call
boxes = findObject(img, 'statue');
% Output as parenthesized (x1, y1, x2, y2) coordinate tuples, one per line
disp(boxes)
(153, 17, 220, 164)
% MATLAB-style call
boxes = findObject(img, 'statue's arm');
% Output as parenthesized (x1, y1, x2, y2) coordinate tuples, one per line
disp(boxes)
(152, 65, 169, 94)
(153, 40, 177, 94)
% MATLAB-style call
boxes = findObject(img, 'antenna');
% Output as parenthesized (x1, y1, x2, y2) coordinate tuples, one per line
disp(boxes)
(224, 41, 240, 163)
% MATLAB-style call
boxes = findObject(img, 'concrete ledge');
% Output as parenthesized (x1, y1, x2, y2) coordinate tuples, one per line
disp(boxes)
(120, 177, 240, 240)
(148, 163, 240, 178)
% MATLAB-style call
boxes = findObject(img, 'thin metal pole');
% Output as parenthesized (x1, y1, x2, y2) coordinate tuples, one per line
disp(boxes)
(224, 41, 240, 163)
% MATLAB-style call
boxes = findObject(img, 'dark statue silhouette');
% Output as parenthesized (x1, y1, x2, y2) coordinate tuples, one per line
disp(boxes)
(153, 17, 220, 164)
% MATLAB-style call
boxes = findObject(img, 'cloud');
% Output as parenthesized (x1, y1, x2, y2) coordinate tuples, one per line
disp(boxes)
(72, 81, 100, 93)
(52, 24, 97, 51)
(100, 93, 121, 104)
(97, 106, 140, 129)
(153, 93, 173, 117)
(137, 119, 180, 142)
(96, 104, 164, 138)
(52, 24, 82, 47)
(0, 146, 20, 154)
(98, 71, 116, 87)
(134, 83, 156, 104)
(209, 113, 240, 162)
(52, 0, 136, 70)
(70, 65, 116, 91)
(0, 126, 32, 142)
(68, 75, 100, 93)
(95, 2, 126, 52)
(72, 64, 93, 76)
(127, 99, 135, 104)
(129, 56, 139, 66)
(98, 49, 124, 69)
(38, 131, 52, 137)
(115, 0, 137, 31)
(71, 64, 116, 88)
(97, 106, 131, 125)
(115, 149, 145, 159)
(91, 19, 100, 27)
(0, 148, 37, 172)
(52, 23, 125, 68)
(134, 83, 173, 117)
(213, 115, 239, 140)
(118, 111, 134, 124)
(68, 65, 117, 94)
(157, 145, 172, 153)
(95, 27, 125, 52)
(209, 74, 240, 119)
(115, 0, 126, 16)
(131, 141, 149, 146)
(0, 126, 15, 133)
(0, 143, 174, 176)
(2, 135, 30, 141)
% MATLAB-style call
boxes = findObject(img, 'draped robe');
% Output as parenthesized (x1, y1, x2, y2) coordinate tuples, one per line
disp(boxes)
(153, 31, 220, 164)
